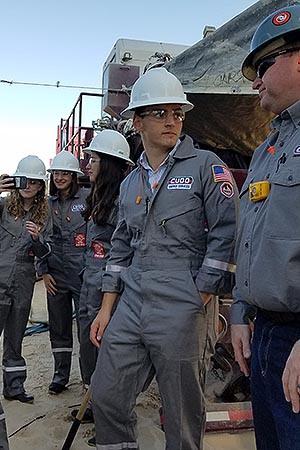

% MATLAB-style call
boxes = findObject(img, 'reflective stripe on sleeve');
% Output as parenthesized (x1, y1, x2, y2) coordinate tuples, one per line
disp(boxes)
(2, 366, 26, 372)
(203, 257, 236, 273)
(43, 242, 51, 258)
(37, 242, 51, 260)
(97, 442, 138, 449)
(0, 413, 5, 421)
(105, 265, 125, 273)
(52, 348, 73, 353)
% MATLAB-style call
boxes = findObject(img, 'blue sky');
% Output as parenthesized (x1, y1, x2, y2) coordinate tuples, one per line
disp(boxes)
(0, 0, 257, 174)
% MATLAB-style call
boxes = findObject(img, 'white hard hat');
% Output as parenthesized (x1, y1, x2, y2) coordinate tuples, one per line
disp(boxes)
(13, 155, 48, 181)
(121, 67, 194, 118)
(83, 129, 134, 165)
(48, 151, 84, 175)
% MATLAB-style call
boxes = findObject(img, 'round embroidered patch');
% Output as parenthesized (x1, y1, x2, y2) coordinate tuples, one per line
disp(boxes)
(220, 182, 234, 198)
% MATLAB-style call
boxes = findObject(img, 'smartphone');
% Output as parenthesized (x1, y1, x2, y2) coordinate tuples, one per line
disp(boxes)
(14, 176, 28, 189)
(2, 175, 28, 189)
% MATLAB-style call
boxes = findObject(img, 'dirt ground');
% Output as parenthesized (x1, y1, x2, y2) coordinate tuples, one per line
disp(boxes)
(1, 281, 256, 449)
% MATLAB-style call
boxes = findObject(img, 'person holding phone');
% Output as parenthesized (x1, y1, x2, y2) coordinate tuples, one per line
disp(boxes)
(0, 155, 51, 404)
(1, 175, 28, 189)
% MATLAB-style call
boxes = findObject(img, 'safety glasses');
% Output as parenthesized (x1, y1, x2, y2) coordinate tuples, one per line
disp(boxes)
(27, 179, 41, 186)
(53, 171, 72, 177)
(256, 48, 300, 79)
(139, 108, 185, 122)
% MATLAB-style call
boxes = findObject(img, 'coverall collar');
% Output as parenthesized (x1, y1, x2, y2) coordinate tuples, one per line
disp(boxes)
(138, 140, 179, 171)
(172, 135, 199, 160)
(271, 100, 300, 131)
(50, 191, 80, 201)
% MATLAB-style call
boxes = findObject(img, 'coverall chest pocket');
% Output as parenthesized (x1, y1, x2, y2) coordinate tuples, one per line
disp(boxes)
(69, 217, 86, 234)
(0, 213, 21, 238)
(124, 203, 147, 241)
(156, 197, 201, 240)
(264, 169, 300, 239)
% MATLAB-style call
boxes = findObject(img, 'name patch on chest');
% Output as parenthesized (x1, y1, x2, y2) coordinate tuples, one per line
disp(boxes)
(167, 176, 194, 190)
(293, 146, 300, 156)
(71, 204, 85, 212)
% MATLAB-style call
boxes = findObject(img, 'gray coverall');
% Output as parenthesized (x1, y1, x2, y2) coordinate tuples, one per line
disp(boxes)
(0, 198, 51, 397)
(36, 188, 88, 386)
(0, 400, 9, 450)
(231, 100, 300, 450)
(91, 135, 238, 450)
(78, 206, 117, 386)
(231, 100, 300, 321)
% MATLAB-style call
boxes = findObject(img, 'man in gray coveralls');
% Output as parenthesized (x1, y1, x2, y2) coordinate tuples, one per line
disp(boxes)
(231, 5, 300, 450)
(90, 67, 238, 450)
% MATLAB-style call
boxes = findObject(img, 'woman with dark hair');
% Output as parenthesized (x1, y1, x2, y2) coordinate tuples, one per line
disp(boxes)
(71, 130, 133, 425)
(36, 150, 89, 395)
(0, 155, 50, 404)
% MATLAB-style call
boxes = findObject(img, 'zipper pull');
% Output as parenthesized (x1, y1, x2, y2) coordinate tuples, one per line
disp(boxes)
(160, 219, 167, 236)
(135, 195, 142, 205)
(145, 198, 150, 214)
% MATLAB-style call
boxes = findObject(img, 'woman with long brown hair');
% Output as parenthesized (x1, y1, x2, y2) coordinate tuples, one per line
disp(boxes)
(71, 130, 133, 428)
(0, 155, 51, 404)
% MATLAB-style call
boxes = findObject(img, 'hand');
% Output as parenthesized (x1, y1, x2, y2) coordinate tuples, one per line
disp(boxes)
(90, 308, 112, 348)
(282, 340, 300, 413)
(25, 221, 40, 241)
(231, 324, 252, 377)
(42, 274, 57, 296)
(0, 174, 14, 193)
(200, 292, 213, 306)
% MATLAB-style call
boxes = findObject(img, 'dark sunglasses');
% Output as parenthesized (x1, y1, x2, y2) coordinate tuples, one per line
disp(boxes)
(256, 57, 277, 79)
(256, 48, 299, 79)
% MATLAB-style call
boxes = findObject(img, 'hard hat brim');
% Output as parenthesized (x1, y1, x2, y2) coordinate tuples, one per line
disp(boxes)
(241, 35, 289, 81)
(241, 53, 257, 82)
(82, 147, 135, 166)
(47, 167, 84, 176)
(121, 99, 194, 119)
(12, 172, 48, 181)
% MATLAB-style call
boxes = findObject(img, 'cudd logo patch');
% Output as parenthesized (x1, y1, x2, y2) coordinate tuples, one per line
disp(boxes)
(167, 176, 194, 190)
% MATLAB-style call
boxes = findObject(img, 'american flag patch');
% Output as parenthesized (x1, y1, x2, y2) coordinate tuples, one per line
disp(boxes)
(212, 165, 232, 183)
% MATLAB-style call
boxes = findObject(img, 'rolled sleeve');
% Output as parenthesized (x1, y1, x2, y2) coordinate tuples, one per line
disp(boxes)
(196, 265, 235, 296)
(32, 239, 51, 260)
(102, 265, 126, 293)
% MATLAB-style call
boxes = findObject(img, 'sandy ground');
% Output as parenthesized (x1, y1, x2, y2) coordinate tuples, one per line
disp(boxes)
(1, 281, 256, 449)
